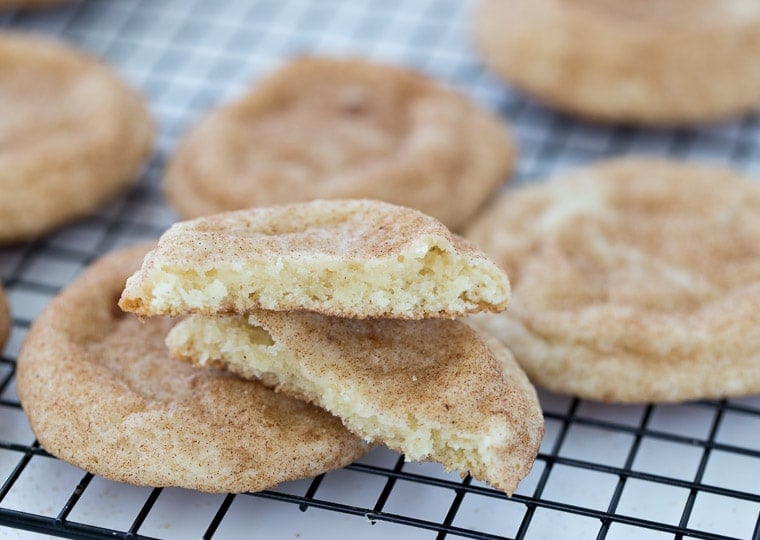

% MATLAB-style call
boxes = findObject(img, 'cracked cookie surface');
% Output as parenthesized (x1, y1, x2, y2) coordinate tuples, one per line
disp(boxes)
(167, 310, 544, 495)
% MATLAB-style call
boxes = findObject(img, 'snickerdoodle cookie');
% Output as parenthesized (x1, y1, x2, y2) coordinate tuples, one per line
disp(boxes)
(467, 158, 760, 403)
(119, 200, 510, 320)
(0, 284, 9, 352)
(16, 245, 368, 492)
(167, 311, 544, 495)
(473, 0, 760, 125)
(165, 57, 514, 230)
(0, 33, 153, 243)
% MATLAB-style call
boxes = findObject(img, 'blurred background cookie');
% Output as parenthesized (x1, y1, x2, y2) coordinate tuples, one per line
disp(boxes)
(467, 158, 760, 403)
(165, 57, 515, 230)
(473, 0, 760, 125)
(0, 33, 153, 243)
(16, 245, 369, 492)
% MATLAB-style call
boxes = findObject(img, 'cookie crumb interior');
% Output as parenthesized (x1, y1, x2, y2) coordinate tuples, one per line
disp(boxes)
(132, 237, 508, 319)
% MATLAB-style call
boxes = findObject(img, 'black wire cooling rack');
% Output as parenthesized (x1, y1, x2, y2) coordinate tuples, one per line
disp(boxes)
(2, 1, 760, 538)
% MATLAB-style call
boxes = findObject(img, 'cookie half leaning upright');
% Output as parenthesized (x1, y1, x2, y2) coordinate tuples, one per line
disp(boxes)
(0, 33, 153, 243)
(165, 57, 515, 230)
(468, 158, 760, 403)
(16, 245, 369, 493)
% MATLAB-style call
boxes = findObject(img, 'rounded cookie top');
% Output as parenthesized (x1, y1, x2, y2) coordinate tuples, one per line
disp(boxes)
(473, 0, 760, 125)
(16, 245, 368, 493)
(165, 56, 514, 230)
(467, 158, 760, 402)
(119, 199, 510, 319)
(0, 283, 9, 352)
(138, 199, 488, 264)
(0, 33, 153, 243)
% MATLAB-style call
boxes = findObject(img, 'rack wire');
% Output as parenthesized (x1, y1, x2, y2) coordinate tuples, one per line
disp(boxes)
(1, 0, 760, 538)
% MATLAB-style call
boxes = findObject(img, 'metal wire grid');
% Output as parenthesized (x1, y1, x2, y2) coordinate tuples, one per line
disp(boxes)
(1, 0, 760, 538)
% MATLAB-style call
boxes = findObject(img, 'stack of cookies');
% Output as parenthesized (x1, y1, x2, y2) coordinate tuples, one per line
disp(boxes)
(117, 199, 544, 495)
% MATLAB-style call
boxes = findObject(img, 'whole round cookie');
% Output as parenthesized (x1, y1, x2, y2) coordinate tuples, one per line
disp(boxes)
(165, 57, 514, 230)
(0, 283, 9, 352)
(467, 158, 760, 403)
(16, 245, 368, 492)
(473, 0, 760, 125)
(0, 33, 153, 243)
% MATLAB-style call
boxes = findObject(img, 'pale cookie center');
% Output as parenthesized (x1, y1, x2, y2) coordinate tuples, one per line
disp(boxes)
(0, 76, 76, 150)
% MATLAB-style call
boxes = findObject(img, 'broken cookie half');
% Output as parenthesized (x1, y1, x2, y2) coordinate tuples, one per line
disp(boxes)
(118, 199, 510, 319)
(167, 311, 544, 495)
